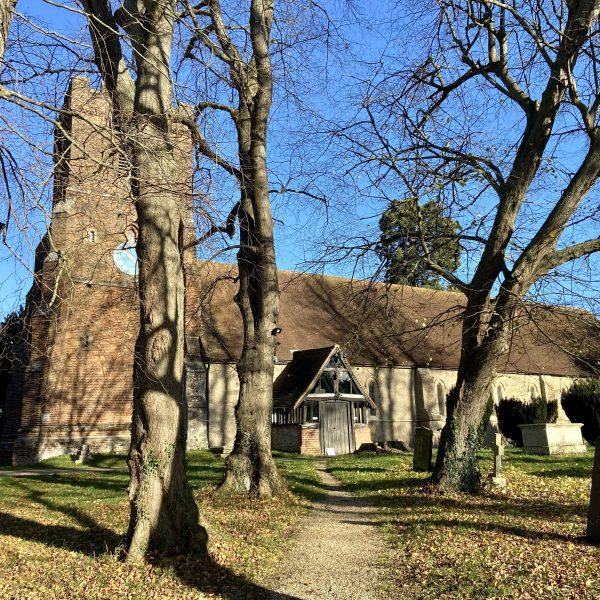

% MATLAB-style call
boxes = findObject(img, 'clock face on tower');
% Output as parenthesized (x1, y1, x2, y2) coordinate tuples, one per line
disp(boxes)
(113, 229, 138, 276)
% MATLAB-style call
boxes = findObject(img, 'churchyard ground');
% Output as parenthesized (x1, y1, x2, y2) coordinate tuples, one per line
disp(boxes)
(0, 451, 322, 599)
(329, 449, 600, 599)
(0, 449, 598, 598)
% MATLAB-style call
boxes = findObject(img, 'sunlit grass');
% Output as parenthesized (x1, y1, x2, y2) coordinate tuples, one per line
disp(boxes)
(328, 448, 599, 599)
(0, 450, 322, 599)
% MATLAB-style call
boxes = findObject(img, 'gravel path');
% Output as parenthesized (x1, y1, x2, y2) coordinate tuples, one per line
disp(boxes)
(268, 460, 386, 600)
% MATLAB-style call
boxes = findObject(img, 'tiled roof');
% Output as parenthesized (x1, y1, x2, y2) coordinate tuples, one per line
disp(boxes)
(185, 261, 600, 377)
(272, 346, 335, 408)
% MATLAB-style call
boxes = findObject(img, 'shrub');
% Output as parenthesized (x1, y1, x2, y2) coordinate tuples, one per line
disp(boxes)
(530, 396, 558, 425)
(496, 399, 524, 445)
(496, 397, 558, 446)
(561, 379, 600, 444)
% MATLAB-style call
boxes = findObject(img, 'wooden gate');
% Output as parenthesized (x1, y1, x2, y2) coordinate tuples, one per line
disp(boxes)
(320, 401, 352, 455)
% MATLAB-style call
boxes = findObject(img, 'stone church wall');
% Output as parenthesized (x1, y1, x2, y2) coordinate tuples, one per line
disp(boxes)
(207, 362, 286, 450)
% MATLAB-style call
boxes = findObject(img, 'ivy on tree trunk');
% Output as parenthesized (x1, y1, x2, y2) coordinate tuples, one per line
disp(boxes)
(82, 0, 207, 560)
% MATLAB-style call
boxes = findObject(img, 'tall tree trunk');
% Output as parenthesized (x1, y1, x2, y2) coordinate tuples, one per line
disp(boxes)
(219, 137, 286, 497)
(0, 0, 15, 68)
(82, 0, 207, 560)
(220, 262, 286, 497)
(218, 0, 285, 497)
(219, 195, 286, 496)
(126, 116, 207, 560)
(432, 293, 512, 491)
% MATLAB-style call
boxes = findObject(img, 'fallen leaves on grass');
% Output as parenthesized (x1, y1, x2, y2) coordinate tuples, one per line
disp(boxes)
(0, 451, 319, 599)
(329, 450, 599, 600)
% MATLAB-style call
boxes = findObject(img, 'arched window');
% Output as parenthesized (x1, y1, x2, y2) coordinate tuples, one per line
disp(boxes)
(367, 379, 378, 416)
(495, 384, 505, 403)
(436, 381, 446, 416)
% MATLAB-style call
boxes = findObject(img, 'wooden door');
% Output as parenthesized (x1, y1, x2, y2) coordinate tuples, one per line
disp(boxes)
(320, 402, 352, 455)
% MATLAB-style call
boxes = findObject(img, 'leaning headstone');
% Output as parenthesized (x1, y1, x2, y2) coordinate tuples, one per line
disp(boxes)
(587, 437, 600, 543)
(76, 443, 90, 465)
(413, 427, 433, 471)
(490, 433, 507, 488)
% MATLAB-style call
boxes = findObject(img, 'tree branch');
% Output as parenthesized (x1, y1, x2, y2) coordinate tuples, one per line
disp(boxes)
(173, 109, 242, 180)
(539, 238, 600, 274)
(184, 202, 239, 250)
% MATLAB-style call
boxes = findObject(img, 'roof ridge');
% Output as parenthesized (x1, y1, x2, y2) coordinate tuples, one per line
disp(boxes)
(191, 259, 600, 316)
(192, 258, 466, 298)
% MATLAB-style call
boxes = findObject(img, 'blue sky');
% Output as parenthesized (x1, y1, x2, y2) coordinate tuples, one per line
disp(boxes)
(0, 0, 598, 319)
(0, 0, 393, 316)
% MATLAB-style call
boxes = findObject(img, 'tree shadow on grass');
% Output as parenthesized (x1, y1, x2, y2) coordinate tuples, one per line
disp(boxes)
(390, 515, 594, 546)
(0, 511, 122, 555)
(15, 472, 130, 493)
(0, 510, 300, 599)
(508, 453, 593, 465)
(4, 464, 226, 495)
(340, 513, 593, 546)
(156, 554, 300, 599)
(282, 474, 326, 502)
(340, 476, 425, 494)
(530, 466, 592, 478)
(364, 488, 588, 519)
(328, 466, 390, 473)
(1, 478, 300, 599)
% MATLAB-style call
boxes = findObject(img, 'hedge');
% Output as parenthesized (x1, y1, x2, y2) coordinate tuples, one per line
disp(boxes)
(496, 397, 558, 446)
(561, 379, 600, 445)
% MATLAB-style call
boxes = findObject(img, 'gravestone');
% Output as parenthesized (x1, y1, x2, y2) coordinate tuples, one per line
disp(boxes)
(76, 444, 90, 465)
(490, 433, 506, 488)
(413, 427, 433, 471)
(587, 438, 600, 543)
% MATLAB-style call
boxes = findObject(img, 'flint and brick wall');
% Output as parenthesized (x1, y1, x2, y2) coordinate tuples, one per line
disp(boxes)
(272, 425, 301, 453)
(271, 425, 323, 455)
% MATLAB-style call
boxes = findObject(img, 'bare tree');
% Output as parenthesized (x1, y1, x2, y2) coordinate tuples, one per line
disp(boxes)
(80, 0, 207, 559)
(341, 0, 600, 491)
(178, 0, 286, 497)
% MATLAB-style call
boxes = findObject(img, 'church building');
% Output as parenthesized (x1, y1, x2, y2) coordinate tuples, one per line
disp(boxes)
(1, 78, 598, 465)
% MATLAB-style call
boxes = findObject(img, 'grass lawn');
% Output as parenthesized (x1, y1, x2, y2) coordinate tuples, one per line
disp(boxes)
(0, 451, 322, 599)
(328, 449, 599, 599)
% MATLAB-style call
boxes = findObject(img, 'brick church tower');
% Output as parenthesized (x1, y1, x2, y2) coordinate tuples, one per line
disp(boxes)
(0, 77, 209, 464)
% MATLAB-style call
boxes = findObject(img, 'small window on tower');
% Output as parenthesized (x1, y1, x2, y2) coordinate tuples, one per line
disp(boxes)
(87, 228, 98, 243)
